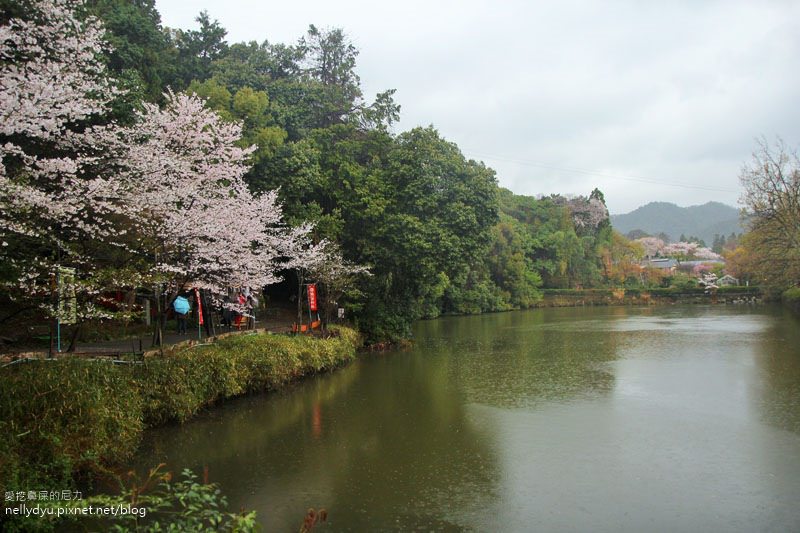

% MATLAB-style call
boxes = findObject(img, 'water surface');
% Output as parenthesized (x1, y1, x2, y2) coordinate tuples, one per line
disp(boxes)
(133, 305, 800, 531)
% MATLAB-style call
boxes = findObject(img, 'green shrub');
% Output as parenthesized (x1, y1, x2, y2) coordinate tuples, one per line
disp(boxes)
(783, 286, 800, 313)
(783, 286, 800, 301)
(136, 330, 358, 424)
(4, 466, 257, 533)
(0, 328, 360, 502)
(0, 360, 143, 496)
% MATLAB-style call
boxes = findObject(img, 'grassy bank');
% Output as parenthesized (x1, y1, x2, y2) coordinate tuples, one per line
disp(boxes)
(0, 326, 360, 500)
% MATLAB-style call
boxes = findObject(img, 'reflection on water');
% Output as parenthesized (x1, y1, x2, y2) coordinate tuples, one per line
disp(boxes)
(133, 305, 800, 531)
(754, 309, 800, 433)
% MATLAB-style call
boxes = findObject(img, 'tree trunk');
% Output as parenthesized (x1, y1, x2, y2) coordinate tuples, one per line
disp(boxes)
(297, 270, 305, 326)
(66, 323, 81, 352)
(151, 285, 163, 348)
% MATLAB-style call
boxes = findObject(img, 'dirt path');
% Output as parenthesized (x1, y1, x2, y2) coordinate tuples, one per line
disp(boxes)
(1, 307, 303, 358)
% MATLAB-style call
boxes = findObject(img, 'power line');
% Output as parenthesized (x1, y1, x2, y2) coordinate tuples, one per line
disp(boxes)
(461, 148, 740, 194)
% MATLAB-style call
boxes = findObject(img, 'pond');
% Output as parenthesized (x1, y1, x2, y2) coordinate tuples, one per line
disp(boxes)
(132, 305, 800, 531)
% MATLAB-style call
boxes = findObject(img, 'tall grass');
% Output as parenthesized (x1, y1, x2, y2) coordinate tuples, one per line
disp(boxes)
(0, 326, 360, 499)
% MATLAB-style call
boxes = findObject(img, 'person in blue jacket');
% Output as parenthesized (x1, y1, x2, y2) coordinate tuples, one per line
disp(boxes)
(173, 294, 191, 334)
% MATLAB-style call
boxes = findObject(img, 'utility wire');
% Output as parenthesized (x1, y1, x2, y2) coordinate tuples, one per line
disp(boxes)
(462, 149, 740, 194)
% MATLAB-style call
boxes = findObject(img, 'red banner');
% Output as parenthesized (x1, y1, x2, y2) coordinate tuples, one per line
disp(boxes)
(194, 288, 204, 325)
(307, 284, 318, 312)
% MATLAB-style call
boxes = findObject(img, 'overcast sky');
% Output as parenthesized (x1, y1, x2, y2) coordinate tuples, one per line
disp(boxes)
(154, 0, 799, 214)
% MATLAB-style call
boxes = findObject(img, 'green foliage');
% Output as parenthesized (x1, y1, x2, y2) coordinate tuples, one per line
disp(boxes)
(168, 10, 228, 87)
(444, 265, 510, 315)
(487, 222, 542, 307)
(139, 330, 359, 425)
(783, 287, 800, 313)
(783, 286, 800, 301)
(669, 272, 699, 290)
(496, 188, 611, 290)
(298, 24, 363, 127)
(211, 41, 301, 93)
(0, 360, 143, 497)
(340, 127, 500, 340)
(85, 0, 178, 102)
(0, 329, 360, 503)
(233, 86, 269, 118)
(98, 466, 257, 532)
(187, 78, 233, 116)
(4, 466, 257, 532)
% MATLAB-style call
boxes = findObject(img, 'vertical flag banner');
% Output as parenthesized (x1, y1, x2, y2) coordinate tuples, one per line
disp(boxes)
(194, 288, 204, 325)
(57, 267, 77, 325)
(307, 284, 318, 312)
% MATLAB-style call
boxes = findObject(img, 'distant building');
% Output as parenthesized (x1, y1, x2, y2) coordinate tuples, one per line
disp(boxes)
(717, 274, 739, 287)
(678, 259, 724, 269)
(641, 258, 678, 271)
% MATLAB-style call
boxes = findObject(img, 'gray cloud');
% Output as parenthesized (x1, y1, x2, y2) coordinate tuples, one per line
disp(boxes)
(155, 0, 800, 213)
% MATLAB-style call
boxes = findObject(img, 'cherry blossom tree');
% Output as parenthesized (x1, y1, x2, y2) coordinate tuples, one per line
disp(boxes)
(109, 92, 300, 291)
(635, 237, 721, 262)
(551, 194, 609, 232)
(697, 271, 719, 292)
(281, 233, 369, 327)
(0, 0, 122, 320)
(0, 0, 115, 146)
(570, 196, 609, 231)
(693, 246, 722, 261)
(662, 242, 721, 261)
(635, 237, 666, 258)
(662, 241, 699, 260)
(282, 233, 330, 324)
(102, 92, 314, 343)
(0, 1, 313, 342)
(693, 263, 713, 276)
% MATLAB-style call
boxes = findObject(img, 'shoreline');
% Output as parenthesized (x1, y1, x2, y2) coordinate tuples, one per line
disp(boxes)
(0, 326, 361, 506)
(535, 286, 762, 307)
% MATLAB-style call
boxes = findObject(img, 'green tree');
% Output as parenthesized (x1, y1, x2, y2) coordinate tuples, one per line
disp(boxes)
(345, 127, 498, 339)
(487, 222, 542, 307)
(188, 78, 289, 169)
(168, 10, 228, 87)
(299, 24, 361, 127)
(85, 0, 176, 101)
(211, 40, 304, 92)
(601, 231, 645, 286)
(187, 77, 232, 116)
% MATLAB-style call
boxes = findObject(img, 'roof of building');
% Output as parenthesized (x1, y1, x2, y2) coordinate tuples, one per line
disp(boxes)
(679, 260, 725, 266)
(641, 258, 678, 269)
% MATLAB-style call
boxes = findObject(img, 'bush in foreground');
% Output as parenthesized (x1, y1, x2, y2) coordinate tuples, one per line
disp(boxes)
(0, 327, 360, 510)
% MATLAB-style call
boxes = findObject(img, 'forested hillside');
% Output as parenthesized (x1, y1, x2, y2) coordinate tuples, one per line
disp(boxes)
(611, 201, 742, 245)
(0, 1, 649, 343)
(87, 3, 632, 339)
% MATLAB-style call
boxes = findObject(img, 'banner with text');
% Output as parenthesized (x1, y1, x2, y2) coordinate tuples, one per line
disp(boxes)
(307, 284, 318, 312)
(194, 288, 204, 325)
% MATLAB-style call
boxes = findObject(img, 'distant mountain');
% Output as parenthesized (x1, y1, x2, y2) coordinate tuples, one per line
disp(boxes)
(610, 201, 744, 244)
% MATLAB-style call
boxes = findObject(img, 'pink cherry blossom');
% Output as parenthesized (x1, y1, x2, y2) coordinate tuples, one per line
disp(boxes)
(0, 1, 327, 319)
(108, 91, 313, 293)
(635, 237, 665, 258)
(0, 0, 123, 316)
